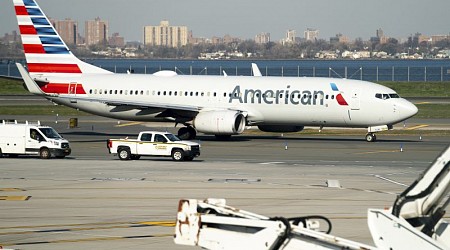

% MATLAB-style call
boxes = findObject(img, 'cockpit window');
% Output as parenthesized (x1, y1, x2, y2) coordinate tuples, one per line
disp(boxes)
(389, 93, 400, 98)
(375, 93, 382, 99)
(382, 94, 390, 100)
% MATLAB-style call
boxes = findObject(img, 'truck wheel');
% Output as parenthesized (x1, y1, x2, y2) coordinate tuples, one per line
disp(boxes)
(171, 149, 185, 161)
(40, 148, 51, 159)
(118, 148, 131, 160)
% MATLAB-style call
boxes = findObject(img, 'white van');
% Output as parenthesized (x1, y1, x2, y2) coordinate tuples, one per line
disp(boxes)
(0, 120, 71, 159)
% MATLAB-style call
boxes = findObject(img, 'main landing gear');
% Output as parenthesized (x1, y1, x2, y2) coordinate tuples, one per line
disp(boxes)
(365, 133, 377, 142)
(178, 126, 197, 140)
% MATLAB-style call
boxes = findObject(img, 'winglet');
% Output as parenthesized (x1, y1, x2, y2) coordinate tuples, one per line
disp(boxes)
(251, 63, 262, 77)
(16, 63, 45, 95)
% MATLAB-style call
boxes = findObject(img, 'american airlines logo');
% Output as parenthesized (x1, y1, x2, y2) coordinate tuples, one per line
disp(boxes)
(330, 83, 348, 106)
(229, 85, 325, 106)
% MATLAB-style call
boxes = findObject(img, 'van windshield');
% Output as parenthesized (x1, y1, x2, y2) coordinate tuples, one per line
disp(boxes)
(39, 128, 62, 139)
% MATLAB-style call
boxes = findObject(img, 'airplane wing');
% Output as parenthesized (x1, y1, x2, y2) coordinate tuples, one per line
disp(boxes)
(58, 95, 201, 113)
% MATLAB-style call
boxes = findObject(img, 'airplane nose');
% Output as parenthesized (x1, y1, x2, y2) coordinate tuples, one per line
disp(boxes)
(401, 99, 418, 119)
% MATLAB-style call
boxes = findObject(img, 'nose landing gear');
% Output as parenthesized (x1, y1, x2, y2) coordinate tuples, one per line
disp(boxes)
(365, 133, 377, 142)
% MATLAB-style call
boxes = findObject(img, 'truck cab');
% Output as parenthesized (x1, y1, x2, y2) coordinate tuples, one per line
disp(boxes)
(107, 131, 200, 161)
(0, 120, 71, 159)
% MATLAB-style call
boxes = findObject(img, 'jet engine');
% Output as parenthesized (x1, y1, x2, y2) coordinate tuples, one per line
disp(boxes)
(193, 110, 246, 135)
(257, 125, 304, 133)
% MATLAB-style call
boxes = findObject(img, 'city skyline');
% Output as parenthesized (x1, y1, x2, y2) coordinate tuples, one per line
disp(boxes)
(1, 0, 450, 42)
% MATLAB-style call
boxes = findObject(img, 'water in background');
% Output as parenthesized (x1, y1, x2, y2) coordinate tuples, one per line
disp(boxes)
(1, 59, 450, 82)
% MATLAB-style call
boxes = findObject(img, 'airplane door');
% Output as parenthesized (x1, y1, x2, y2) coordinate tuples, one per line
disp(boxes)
(68, 82, 78, 103)
(350, 90, 360, 110)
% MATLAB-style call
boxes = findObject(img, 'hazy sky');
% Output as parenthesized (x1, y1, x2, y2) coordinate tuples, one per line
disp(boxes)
(1, 0, 449, 42)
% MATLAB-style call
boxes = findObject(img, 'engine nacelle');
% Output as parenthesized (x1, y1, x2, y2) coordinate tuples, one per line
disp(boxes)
(258, 125, 304, 133)
(193, 111, 246, 135)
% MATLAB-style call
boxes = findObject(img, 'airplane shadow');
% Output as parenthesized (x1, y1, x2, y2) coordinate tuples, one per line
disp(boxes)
(61, 131, 420, 144)
(195, 135, 420, 143)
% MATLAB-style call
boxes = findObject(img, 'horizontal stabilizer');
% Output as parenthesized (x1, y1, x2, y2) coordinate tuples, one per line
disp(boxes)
(16, 63, 45, 95)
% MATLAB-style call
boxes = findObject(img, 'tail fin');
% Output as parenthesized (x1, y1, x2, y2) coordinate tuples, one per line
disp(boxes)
(13, 0, 111, 76)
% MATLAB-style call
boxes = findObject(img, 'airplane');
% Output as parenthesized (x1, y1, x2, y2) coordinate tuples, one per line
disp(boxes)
(11, 0, 418, 142)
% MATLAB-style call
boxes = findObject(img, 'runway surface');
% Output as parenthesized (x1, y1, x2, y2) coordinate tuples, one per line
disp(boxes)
(0, 116, 449, 249)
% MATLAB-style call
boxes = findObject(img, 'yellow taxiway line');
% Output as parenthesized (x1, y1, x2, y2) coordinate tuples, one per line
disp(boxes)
(0, 196, 30, 201)
(406, 124, 429, 130)
(114, 121, 144, 128)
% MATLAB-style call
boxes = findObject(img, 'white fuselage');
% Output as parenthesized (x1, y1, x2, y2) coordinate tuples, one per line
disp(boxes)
(44, 73, 417, 128)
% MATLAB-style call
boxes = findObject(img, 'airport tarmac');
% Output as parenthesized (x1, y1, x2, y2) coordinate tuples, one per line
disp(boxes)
(0, 116, 449, 250)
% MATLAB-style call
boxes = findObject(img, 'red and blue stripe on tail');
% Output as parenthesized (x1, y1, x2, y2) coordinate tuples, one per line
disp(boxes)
(13, 0, 111, 76)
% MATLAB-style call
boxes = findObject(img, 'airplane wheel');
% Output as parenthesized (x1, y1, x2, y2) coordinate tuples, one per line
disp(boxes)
(178, 126, 197, 140)
(365, 133, 376, 142)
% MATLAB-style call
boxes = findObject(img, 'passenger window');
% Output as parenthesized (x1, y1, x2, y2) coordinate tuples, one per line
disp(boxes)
(30, 129, 40, 141)
(154, 134, 167, 143)
(141, 133, 151, 141)
(89, 89, 93, 94)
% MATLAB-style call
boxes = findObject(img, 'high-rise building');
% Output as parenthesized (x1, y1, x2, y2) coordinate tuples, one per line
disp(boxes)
(304, 28, 319, 42)
(51, 18, 78, 45)
(143, 20, 188, 48)
(281, 29, 296, 45)
(85, 17, 108, 46)
(109, 33, 125, 47)
(330, 33, 349, 44)
(255, 32, 270, 44)
(376, 28, 384, 39)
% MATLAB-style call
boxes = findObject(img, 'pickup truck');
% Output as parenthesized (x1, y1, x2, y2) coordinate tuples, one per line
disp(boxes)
(107, 131, 200, 161)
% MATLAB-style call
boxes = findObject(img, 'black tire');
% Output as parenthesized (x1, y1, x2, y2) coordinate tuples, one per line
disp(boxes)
(39, 148, 51, 159)
(131, 155, 141, 160)
(365, 133, 376, 142)
(178, 126, 197, 140)
(171, 149, 185, 161)
(118, 147, 131, 160)
(187, 126, 197, 140)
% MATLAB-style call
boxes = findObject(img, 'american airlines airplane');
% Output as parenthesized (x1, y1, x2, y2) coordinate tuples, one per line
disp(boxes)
(12, 0, 418, 142)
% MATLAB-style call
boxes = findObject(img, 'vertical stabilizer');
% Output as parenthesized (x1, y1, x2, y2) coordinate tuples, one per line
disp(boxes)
(13, 0, 112, 76)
